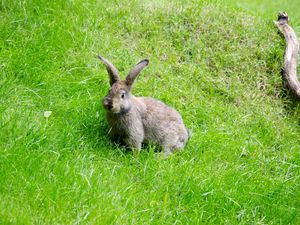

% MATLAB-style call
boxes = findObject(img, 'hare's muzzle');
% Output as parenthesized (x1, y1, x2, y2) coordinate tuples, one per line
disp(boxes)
(103, 98, 113, 110)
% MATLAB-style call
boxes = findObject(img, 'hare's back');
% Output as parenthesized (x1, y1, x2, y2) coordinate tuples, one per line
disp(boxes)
(139, 97, 182, 121)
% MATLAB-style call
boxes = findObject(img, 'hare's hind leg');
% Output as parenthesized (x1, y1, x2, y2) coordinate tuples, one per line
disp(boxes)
(163, 134, 188, 157)
(173, 137, 188, 151)
(161, 135, 180, 156)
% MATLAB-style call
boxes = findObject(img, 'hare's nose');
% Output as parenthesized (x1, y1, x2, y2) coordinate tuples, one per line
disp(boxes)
(103, 99, 113, 110)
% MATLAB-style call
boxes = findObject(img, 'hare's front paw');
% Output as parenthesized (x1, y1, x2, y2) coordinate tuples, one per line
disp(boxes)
(125, 138, 142, 152)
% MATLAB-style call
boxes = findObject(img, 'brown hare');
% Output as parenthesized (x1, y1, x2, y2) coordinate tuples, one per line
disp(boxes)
(98, 55, 189, 156)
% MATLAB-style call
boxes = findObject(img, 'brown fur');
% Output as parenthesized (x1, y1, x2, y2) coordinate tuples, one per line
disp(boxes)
(98, 55, 189, 155)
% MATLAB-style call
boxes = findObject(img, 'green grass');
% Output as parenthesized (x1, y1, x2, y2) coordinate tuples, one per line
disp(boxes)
(1, 0, 300, 224)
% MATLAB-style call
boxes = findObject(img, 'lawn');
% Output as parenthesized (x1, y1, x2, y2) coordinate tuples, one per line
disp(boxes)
(1, 0, 300, 224)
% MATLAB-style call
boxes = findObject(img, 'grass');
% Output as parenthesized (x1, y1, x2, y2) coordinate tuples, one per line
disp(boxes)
(1, 0, 300, 224)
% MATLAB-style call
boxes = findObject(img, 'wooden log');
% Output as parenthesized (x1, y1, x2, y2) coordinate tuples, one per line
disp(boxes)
(274, 12, 300, 99)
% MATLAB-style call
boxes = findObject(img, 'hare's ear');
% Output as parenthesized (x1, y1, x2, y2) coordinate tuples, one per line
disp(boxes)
(125, 59, 149, 88)
(97, 54, 120, 86)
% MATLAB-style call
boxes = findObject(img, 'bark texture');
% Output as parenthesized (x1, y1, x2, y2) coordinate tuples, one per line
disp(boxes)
(274, 12, 300, 98)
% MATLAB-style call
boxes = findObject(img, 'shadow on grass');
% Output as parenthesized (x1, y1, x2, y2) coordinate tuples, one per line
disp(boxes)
(279, 84, 300, 123)
(79, 108, 134, 156)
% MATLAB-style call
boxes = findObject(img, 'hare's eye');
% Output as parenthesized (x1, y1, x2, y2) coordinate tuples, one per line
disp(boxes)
(121, 93, 125, 99)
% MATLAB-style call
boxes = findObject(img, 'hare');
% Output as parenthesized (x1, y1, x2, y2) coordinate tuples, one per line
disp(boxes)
(98, 55, 189, 155)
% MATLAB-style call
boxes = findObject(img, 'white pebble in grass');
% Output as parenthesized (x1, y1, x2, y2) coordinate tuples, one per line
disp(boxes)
(44, 111, 52, 118)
